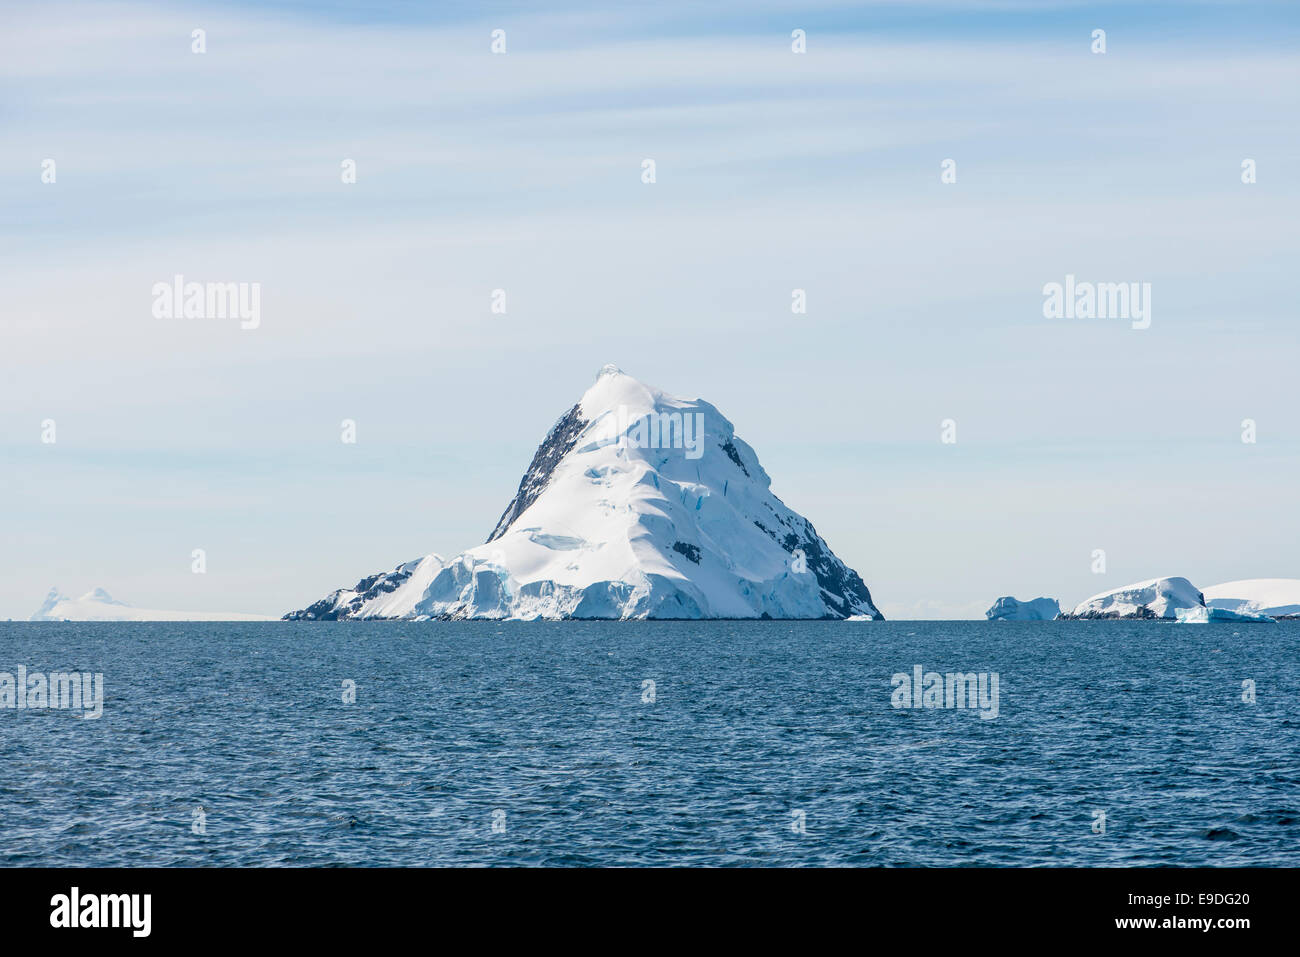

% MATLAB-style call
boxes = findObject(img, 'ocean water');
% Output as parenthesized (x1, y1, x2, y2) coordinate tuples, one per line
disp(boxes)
(1, 620, 1297, 867)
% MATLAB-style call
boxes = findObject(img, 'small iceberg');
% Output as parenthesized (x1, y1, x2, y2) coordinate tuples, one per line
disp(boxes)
(985, 596, 1060, 621)
(1174, 605, 1275, 624)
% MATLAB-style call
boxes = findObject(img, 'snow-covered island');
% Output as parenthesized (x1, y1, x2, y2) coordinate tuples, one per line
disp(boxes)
(285, 366, 882, 621)
(30, 587, 272, 622)
(1058, 576, 1295, 622)
(985, 596, 1060, 621)
(1059, 576, 1205, 620)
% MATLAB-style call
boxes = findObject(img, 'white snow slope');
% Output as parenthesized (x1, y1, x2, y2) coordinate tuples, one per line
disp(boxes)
(1202, 579, 1300, 619)
(1063, 576, 1204, 620)
(286, 366, 881, 621)
(31, 587, 273, 622)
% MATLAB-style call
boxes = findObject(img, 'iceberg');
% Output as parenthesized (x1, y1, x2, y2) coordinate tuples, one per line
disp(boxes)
(985, 596, 1060, 621)
(1174, 605, 1275, 624)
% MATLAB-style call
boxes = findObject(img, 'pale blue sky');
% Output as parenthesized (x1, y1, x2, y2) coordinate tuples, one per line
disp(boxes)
(2, 0, 1297, 619)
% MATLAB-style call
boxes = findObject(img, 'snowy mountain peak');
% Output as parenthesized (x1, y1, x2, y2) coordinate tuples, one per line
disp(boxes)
(32, 586, 129, 620)
(286, 368, 881, 621)
(577, 365, 690, 425)
(33, 587, 67, 620)
(85, 587, 126, 605)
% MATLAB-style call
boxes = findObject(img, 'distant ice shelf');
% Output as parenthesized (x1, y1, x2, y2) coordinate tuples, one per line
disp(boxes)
(1202, 579, 1300, 620)
(30, 587, 273, 622)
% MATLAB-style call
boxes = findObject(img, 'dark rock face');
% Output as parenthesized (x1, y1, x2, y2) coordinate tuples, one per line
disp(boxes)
(283, 563, 414, 621)
(283, 591, 349, 621)
(747, 503, 880, 618)
(720, 439, 750, 477)
(739, 511, 879, 619)
(672, 541, 701, 564)
(1057, 606, 1163, 621)
(487, 404, 588, 543)
(783, 523, 879, 619)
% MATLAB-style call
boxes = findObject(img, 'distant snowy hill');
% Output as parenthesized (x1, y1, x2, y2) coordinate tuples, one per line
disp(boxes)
(985, 596, 1060, 621)
(1061, 576, 1204, 620)
(1061, 576, 1296, 622)
(1203, 579, 1300, 620)
(31, 587, 272, 622)
(286, 365, 881, 621)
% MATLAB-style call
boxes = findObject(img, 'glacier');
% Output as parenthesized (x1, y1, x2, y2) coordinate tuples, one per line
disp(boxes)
(1202, 579, 1300, 620)
(285, 365, 882, 621)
